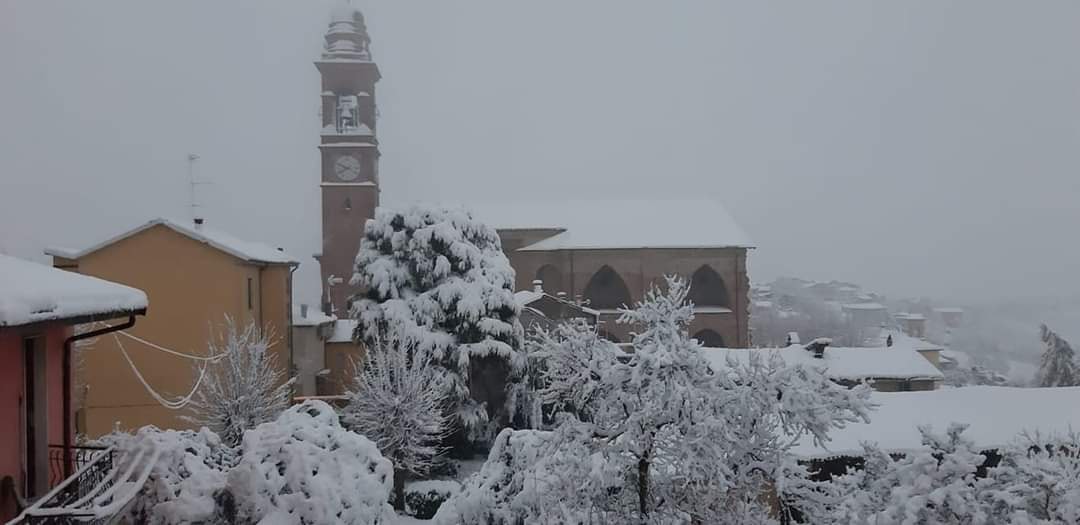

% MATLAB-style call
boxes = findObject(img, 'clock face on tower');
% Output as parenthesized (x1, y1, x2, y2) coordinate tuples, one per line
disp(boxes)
(333, 154, 362, 181)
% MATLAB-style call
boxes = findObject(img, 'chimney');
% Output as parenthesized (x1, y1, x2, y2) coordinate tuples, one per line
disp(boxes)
(193, 217, 204, 231)
(300, 303, 309, 319)
(532, 279, 543, 293)
(804, 337, 831, 359)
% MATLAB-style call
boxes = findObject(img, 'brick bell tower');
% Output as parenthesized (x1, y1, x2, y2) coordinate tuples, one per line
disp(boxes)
(315, 4, 380, 315)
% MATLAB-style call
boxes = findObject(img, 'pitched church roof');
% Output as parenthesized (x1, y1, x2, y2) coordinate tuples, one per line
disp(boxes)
(45, 218, 299, 265)
(469, 198, 754, 251)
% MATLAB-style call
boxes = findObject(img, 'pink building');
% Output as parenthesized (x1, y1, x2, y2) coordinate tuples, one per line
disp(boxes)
(0, 255, 146, 521)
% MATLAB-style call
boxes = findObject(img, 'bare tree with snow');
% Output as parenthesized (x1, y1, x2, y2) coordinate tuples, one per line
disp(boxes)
(185, 318, 293, 446)
(438, 276, 873, 523)
(342, 340, 449, 511)
(350, 204, 525, 449)
(1037, 324, 1079, 387)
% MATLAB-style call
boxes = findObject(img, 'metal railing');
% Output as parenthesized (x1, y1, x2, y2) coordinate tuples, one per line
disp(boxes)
(19, 446, 115, 525)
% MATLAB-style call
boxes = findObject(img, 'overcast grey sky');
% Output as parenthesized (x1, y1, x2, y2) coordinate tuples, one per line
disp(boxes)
(2, 0, 1079, 306)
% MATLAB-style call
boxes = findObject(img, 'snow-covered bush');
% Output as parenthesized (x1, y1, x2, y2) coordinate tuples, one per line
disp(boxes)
(342, 340, 449, 510)
(226, 400, 396, 524)
(984, 433, 1080, 523)
(186, 319, 294, 446)
(350, 204, 525, 446)
(831, 424, 994, 523)
(439, 276, 873, 523)
(433, 428, 563, 524)
(101, 426, 234, 524)
(405, 480, 461, 519)
(1036, 324, 1078, 387)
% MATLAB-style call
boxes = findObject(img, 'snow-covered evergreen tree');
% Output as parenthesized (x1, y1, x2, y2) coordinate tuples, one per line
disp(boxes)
(185, 319, 293, 446)
(350, 205, 524, 446)
(342, 340, 449, 510)
(1036, 324, 1078, 387)
(437, 276, 873, 523)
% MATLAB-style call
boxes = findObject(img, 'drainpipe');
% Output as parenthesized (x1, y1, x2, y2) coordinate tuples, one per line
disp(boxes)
(287, 264, 298, 389)
(62, 314, 138, 478)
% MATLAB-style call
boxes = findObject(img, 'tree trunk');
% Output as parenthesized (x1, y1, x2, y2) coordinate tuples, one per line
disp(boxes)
(637, 455, 649, 520)
(393, 468, 406, 511)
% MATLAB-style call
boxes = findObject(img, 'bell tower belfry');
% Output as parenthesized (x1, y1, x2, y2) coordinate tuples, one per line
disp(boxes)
(315, 4, 381, 315)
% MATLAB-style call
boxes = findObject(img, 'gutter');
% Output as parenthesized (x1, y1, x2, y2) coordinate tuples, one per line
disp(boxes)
(62, 313, 141, 478)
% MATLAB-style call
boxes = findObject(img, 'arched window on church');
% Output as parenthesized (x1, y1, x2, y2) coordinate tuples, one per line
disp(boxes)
(583, 265, 632, 311)
(535, 265, 563, 295)
(343, 197, 352, 211)
(693, 329, 725, 348)
(688, 265, 729, 309)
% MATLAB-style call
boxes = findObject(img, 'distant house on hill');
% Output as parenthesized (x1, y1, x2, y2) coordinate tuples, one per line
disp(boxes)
(0, 255, 146, 519)
(470, 199, 754, 348)
(45, 218, 298, 437)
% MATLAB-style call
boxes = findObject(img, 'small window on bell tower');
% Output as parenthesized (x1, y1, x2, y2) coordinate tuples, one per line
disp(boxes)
(343, 197, 352, 211)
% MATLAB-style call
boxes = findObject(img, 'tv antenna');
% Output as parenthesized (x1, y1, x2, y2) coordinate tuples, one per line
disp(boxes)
(187, 153, 212, 222)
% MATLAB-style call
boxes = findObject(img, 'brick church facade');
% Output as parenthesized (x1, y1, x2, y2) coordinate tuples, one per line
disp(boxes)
(316, 7, 753, 348)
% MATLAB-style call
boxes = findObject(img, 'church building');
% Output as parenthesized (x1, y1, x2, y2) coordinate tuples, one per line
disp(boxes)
(315, 6, 754, 348)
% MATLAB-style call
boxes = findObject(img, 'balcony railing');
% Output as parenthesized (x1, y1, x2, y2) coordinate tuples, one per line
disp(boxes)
(47, 445, 110, 490)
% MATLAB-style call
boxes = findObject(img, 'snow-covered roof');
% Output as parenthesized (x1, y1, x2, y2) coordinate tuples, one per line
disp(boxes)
(894, 313, 926, 321)
(793, 386, 1080, 459)
(0, 255, 148, 328)
(327, 319, 358, 343)
(292, 305, 335, 327)
(46, 218, 299, 265)
(467, 199, 754, 251)
(703, 342, 944, 383)
(841, 302, 886, 311)
(513, 289, 600, 316)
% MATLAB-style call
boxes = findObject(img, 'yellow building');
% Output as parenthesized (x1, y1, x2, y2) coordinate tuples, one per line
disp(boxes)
(46, 218, 298, 437)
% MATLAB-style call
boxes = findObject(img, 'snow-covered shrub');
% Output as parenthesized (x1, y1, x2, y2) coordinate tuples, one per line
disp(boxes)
(101, 426, 234, 524)
(350, 204, 525, 446)
(405, 480, 461, 519)
(186, 319, 294, 446)
(832, 424, 994, 524)
(984, 433, 1080, 523)
(226, 400, 396, 524)
(1036, 324, 1078, 387)
(342, 339, 449, 509)
(433, 428, 561, 524)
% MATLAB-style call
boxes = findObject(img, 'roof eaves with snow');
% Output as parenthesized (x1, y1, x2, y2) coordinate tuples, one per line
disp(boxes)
(0, 255, 148, 328)
(46, 218, 299, 265)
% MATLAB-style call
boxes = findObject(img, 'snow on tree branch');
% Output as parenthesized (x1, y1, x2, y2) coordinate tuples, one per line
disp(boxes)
(185, 318, 293, 446)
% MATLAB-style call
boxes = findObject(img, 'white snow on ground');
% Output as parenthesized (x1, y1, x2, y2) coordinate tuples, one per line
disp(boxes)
(703, 342, 944, 382)
(465, 198, 754, 250)
(792, 385, 1080, 459)
(46, 217, 298, 265)
(0, 254, 147, 327)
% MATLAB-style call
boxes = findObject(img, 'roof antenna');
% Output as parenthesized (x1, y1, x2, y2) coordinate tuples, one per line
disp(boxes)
(187, 153, 211, 227)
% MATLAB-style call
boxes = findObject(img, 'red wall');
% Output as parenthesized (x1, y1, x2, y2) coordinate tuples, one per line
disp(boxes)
(0, 323, 71, 521)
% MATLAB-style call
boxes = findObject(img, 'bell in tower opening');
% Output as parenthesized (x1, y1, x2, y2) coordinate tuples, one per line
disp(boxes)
(336, 94, 360, 133)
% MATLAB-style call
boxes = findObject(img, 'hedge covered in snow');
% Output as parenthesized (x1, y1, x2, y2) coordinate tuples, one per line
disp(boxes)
(105, 401, 395, 524)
